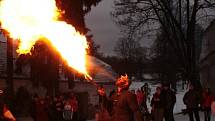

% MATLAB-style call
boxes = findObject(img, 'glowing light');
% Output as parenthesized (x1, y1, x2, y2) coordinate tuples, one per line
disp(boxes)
(116, 74, 129, 87)
(0, 0, 90, 77)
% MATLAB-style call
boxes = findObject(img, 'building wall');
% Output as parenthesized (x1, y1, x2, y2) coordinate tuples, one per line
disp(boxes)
(0, 78, 115, 105)
(0, 41, 6, 75)
(60, 81, 115, 105)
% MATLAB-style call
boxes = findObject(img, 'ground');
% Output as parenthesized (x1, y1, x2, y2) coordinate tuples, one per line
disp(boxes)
(16, 113, 209, 121)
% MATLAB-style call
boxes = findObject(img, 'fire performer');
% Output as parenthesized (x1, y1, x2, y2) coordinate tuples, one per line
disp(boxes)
(98, 75, 143, 121)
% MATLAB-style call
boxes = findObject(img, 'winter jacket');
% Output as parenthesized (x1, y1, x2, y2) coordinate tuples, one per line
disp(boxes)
(151, 93, 165, 109)
(102, 90, 143, 121)
(162, 89, 176, 109)
(35, 102, 49, 121)
(202, 93, 214, 108)
(136, 91, 145, 106)
(183, 89, 201, 109)
(69, 97, 78, 112)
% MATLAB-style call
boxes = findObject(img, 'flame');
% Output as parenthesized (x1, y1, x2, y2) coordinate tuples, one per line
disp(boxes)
(0, 0, 90, 77)
(116, 74, 130, 87)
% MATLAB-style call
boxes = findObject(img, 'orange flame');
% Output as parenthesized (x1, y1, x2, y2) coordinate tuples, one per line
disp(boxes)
(0, 0, 90, 78)
(116, 74, 130, 87)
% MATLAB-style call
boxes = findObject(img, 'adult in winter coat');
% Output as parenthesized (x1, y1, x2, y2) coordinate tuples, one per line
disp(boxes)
(98, 75, 143, 121)
(151, 86, 164, 121)
(162, 83, 176, 121)
(69, 94, 78, 121)
(183, 84, 201, 121)
(202, 88, 214, 121)
(35, 99, 49, 121)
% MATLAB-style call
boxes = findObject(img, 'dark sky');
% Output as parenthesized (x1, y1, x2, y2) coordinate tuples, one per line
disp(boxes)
(85, 0, 155, 56)
(85, 0, 119, 56)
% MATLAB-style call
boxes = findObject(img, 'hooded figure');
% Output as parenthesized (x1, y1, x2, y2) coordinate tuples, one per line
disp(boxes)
(98, 75, 143, 121)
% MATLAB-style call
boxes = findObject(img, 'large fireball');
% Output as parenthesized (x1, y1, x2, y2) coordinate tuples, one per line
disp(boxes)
(0, 0, 90, 78)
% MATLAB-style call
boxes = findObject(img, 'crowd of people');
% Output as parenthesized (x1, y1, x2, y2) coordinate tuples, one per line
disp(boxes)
(183, 85, 214, 121)
(0, 88, 79, 121)
(96, 79, 215, 121)
(30, 92, 79, 121)
(134, 83, 176, 121)
(136, 83, 215, 121)
(1, 79, 215, 121)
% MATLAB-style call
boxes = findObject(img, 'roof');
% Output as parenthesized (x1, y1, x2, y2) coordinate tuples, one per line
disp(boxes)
(0, 40, 117, 82)
(86, 55, 117, 82)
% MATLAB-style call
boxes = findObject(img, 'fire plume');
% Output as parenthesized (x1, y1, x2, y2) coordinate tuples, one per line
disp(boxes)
(0, 0, 90, 78)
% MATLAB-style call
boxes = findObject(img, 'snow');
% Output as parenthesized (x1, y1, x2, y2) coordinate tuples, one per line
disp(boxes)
(129, 81, 215, 120)
(129, 81, 187, 114)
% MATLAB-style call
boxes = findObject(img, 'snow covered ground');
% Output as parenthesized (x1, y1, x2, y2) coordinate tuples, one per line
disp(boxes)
(129, 81, 215, 120)
(129, 81, 187, 113)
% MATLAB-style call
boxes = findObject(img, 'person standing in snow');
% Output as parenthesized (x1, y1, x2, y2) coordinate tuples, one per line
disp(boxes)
(183, 84, 201, 121)
(151, 86, 164, 121)
(137, 89, 148, 121)
(162, 83, 176, 121)
(98, 75, 143, 121)
(202, 88, 214, 121)
(141, 83, 151, 102)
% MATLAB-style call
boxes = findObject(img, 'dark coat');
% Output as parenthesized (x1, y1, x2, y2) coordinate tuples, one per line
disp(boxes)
(183, 89, 201, 109)
(162, 89, 176, 109)
(151, 93, 165, 109)
(103, 90, 142, 121)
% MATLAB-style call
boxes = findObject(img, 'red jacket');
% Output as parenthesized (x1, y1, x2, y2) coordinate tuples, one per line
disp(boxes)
(202, 93, 214, 108)
(136, 91, 145, 106)
(70, 97, 78, 112)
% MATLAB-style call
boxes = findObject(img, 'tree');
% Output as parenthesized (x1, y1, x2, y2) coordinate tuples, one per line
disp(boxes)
(113, 36, 148, 79)
(150, 24, 204, 89)
(86, 34, 101, 57)
(151, 31, 184, 89)
(56, 0, 102, 34)
(115, 37, 146, 60)
(112, 0, 215, 88)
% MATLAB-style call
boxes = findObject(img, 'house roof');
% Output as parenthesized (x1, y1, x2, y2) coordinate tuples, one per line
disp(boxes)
(0, 39, 117, 82)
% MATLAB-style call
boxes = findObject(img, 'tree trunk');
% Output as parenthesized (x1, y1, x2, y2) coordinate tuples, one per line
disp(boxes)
(186, 0, 201, 89)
